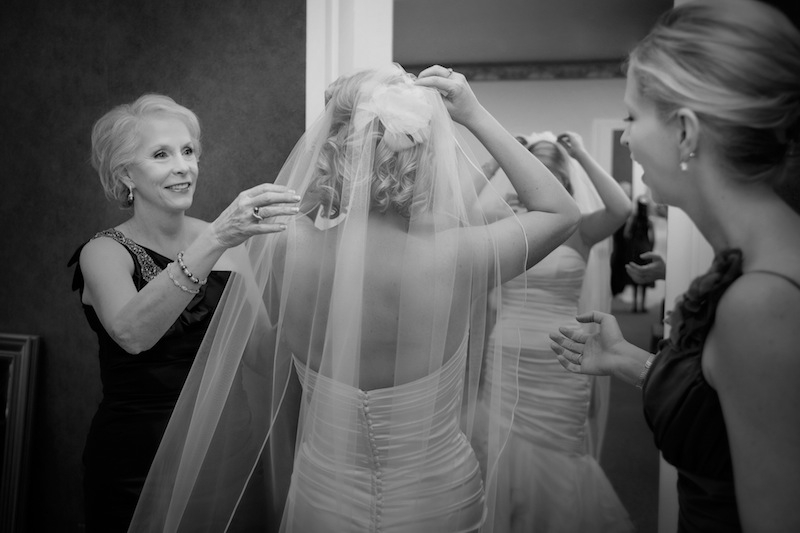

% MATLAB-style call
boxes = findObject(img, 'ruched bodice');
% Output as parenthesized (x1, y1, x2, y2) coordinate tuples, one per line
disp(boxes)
(287, 337, 484, 533)
(505, 243, 586, 300)
(496, 244, 586, 346)
(489, 246, 591, 453)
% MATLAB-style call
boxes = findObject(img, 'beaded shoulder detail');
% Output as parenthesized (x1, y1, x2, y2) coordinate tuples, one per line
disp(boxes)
(92, 228, 162, 282)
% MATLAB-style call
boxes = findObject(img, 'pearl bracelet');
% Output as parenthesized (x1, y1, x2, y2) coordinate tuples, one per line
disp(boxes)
(635, 352, 657, 389)
(177, 251, 207, 286)
(167, 263, 200, 294)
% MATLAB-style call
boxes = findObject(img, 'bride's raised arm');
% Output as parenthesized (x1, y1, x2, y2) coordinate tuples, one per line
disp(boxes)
(416, 66, 581, 283)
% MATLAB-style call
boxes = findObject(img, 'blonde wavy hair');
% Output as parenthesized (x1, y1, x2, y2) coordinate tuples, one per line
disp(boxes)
(628, 0, 800, 186)
(311, 69, 431, 220)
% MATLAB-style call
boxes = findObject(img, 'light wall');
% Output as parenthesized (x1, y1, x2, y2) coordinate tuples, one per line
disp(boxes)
(458, 78, 628, 161)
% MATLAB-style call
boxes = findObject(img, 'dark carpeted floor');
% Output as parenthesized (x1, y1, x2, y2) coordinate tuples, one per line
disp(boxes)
(598, 295, 663, 533)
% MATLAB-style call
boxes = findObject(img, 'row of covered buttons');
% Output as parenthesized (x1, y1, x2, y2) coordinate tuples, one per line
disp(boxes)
(362, 391, 383, 531)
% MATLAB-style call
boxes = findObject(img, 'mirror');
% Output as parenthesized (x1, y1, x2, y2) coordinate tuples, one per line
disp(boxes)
(0, 334, 39, 533)
(393, 3, 672, 531)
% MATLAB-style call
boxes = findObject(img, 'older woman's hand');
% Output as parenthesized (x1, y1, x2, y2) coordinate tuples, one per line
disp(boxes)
(211, 183, 301, 248)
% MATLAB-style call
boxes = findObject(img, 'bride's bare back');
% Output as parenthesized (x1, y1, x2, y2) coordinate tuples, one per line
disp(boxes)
(279, 210, 474, 390)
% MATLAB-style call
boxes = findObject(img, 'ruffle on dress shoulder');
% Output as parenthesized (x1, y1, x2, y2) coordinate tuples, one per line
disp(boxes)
(660, 248, 743, 355)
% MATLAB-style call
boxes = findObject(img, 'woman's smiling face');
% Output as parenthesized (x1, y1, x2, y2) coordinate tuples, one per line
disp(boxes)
(124, 116, 199, 214)
(621, 68, 684, 206)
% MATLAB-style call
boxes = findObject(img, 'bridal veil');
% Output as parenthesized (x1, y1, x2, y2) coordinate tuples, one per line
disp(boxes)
(129, 64, 524, 532)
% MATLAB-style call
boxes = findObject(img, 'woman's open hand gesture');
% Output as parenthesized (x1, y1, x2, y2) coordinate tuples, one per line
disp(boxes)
(549, 311, 627, 376)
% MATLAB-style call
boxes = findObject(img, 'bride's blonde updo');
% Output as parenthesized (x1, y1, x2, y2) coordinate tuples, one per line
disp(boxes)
(628, 0, 800, 186)
(312, 67, 434, 219)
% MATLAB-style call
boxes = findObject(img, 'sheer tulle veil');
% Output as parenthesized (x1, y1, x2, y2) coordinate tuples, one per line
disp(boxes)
(481, 131, 613, 459)
(129, 64, 523, 532)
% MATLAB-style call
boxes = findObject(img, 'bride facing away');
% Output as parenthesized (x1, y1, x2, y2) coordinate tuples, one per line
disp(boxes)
(128, 63, 580, 532)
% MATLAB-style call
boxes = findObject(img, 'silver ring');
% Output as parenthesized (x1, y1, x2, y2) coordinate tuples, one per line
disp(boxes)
(252, 206, 264, 221)
(446, 67, 454, 77)
(577, 353, 583, 365)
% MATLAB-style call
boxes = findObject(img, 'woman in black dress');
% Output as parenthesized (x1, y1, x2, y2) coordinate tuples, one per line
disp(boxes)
(551, 1, 800, 530)
(69, 94, 300, 532)
(624, 197, 654, 312)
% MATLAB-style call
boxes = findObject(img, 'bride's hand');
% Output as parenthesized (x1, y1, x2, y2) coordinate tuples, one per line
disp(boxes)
(415, 65, 484, 127)
(556, 131, 587, 159)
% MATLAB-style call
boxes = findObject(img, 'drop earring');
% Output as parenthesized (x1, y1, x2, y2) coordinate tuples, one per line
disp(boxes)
(127, 186, 134, 204)
(679, 151, 696, 172)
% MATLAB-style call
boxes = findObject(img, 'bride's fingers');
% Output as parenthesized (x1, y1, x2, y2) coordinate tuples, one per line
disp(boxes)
(415, 65, 464, 98)
(417, 64, 454, 80)
(414, 74, 459, 98)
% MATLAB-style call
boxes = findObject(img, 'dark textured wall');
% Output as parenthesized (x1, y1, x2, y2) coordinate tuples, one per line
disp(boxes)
(0, 0, 305, 530)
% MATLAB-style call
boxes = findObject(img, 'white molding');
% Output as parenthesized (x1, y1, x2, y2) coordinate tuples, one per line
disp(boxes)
(658, 206, 712, 533)
(656, 2, 711, 530)
(590, 118, 645, 199)
(306, 0, 393, 128)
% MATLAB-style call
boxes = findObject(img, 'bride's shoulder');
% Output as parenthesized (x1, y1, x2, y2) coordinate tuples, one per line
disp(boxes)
(281, 216, 328, 258)
(292, 215, 324, 244)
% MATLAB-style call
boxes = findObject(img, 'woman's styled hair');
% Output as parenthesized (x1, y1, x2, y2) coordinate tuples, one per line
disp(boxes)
(91, 94, 202, 207)
(628, 0, 800, 186)
(314, 68, 431, 219)
(529, 141, 573, 196)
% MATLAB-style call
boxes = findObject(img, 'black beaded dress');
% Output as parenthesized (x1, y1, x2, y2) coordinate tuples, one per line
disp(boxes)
(69, 229, 230, 533)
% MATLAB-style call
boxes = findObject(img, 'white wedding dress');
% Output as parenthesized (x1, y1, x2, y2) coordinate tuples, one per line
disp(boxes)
(285, 337, 485, 533)
(482, 245, 633, 533)
(128, 65, 522, 533)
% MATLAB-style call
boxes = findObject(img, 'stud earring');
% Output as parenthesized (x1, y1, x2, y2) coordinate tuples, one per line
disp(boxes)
(127, 186, 134, 204)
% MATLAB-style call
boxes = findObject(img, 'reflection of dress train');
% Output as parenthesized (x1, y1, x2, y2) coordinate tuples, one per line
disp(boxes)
(285, 337, 485, 533)
(482, 246, 633, 532)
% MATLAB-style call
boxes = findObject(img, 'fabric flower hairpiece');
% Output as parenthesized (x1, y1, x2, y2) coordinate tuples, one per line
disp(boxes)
(356, 80, 434, 152)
